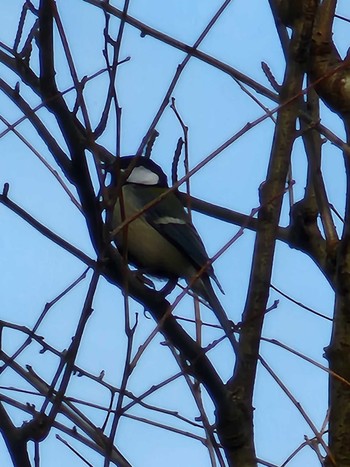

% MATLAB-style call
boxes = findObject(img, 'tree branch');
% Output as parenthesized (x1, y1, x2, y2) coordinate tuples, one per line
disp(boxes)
(223, 6, 307, 463)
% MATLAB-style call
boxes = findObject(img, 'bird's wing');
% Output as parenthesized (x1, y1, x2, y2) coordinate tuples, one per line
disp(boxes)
(132, 186, 218, 279)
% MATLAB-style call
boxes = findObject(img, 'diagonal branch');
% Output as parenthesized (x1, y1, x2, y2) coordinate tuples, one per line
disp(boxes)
(83, 0, 278, 102)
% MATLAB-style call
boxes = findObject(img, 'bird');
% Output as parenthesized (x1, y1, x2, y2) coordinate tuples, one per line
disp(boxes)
(108, 155, 236, 348)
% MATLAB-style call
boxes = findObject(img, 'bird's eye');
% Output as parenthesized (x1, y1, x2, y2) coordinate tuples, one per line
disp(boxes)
(127, 166, 159, 185)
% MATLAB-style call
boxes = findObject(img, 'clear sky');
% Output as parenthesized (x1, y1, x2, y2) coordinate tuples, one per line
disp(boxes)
(0, 1, 348, 466)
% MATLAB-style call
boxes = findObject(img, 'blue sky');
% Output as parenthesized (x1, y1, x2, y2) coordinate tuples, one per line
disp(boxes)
(0, 1, 348, 466)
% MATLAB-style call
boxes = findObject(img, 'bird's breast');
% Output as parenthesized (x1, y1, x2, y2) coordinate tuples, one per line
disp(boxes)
(111, 186, 196, 280)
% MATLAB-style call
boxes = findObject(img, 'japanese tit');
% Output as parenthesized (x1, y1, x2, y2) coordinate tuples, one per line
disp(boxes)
(109, 156, 235, 348)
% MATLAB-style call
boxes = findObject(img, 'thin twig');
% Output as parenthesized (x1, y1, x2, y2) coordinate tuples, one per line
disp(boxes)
(259, 355, 335, 465)
(270, 284, 332, 321)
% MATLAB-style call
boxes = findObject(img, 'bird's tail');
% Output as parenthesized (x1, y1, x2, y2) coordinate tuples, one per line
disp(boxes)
(189, 276, 237, 352)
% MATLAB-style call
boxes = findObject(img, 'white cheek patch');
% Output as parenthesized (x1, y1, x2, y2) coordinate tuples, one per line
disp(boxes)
(154, 217, 186, 225)
(126, 166, 159, 185)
